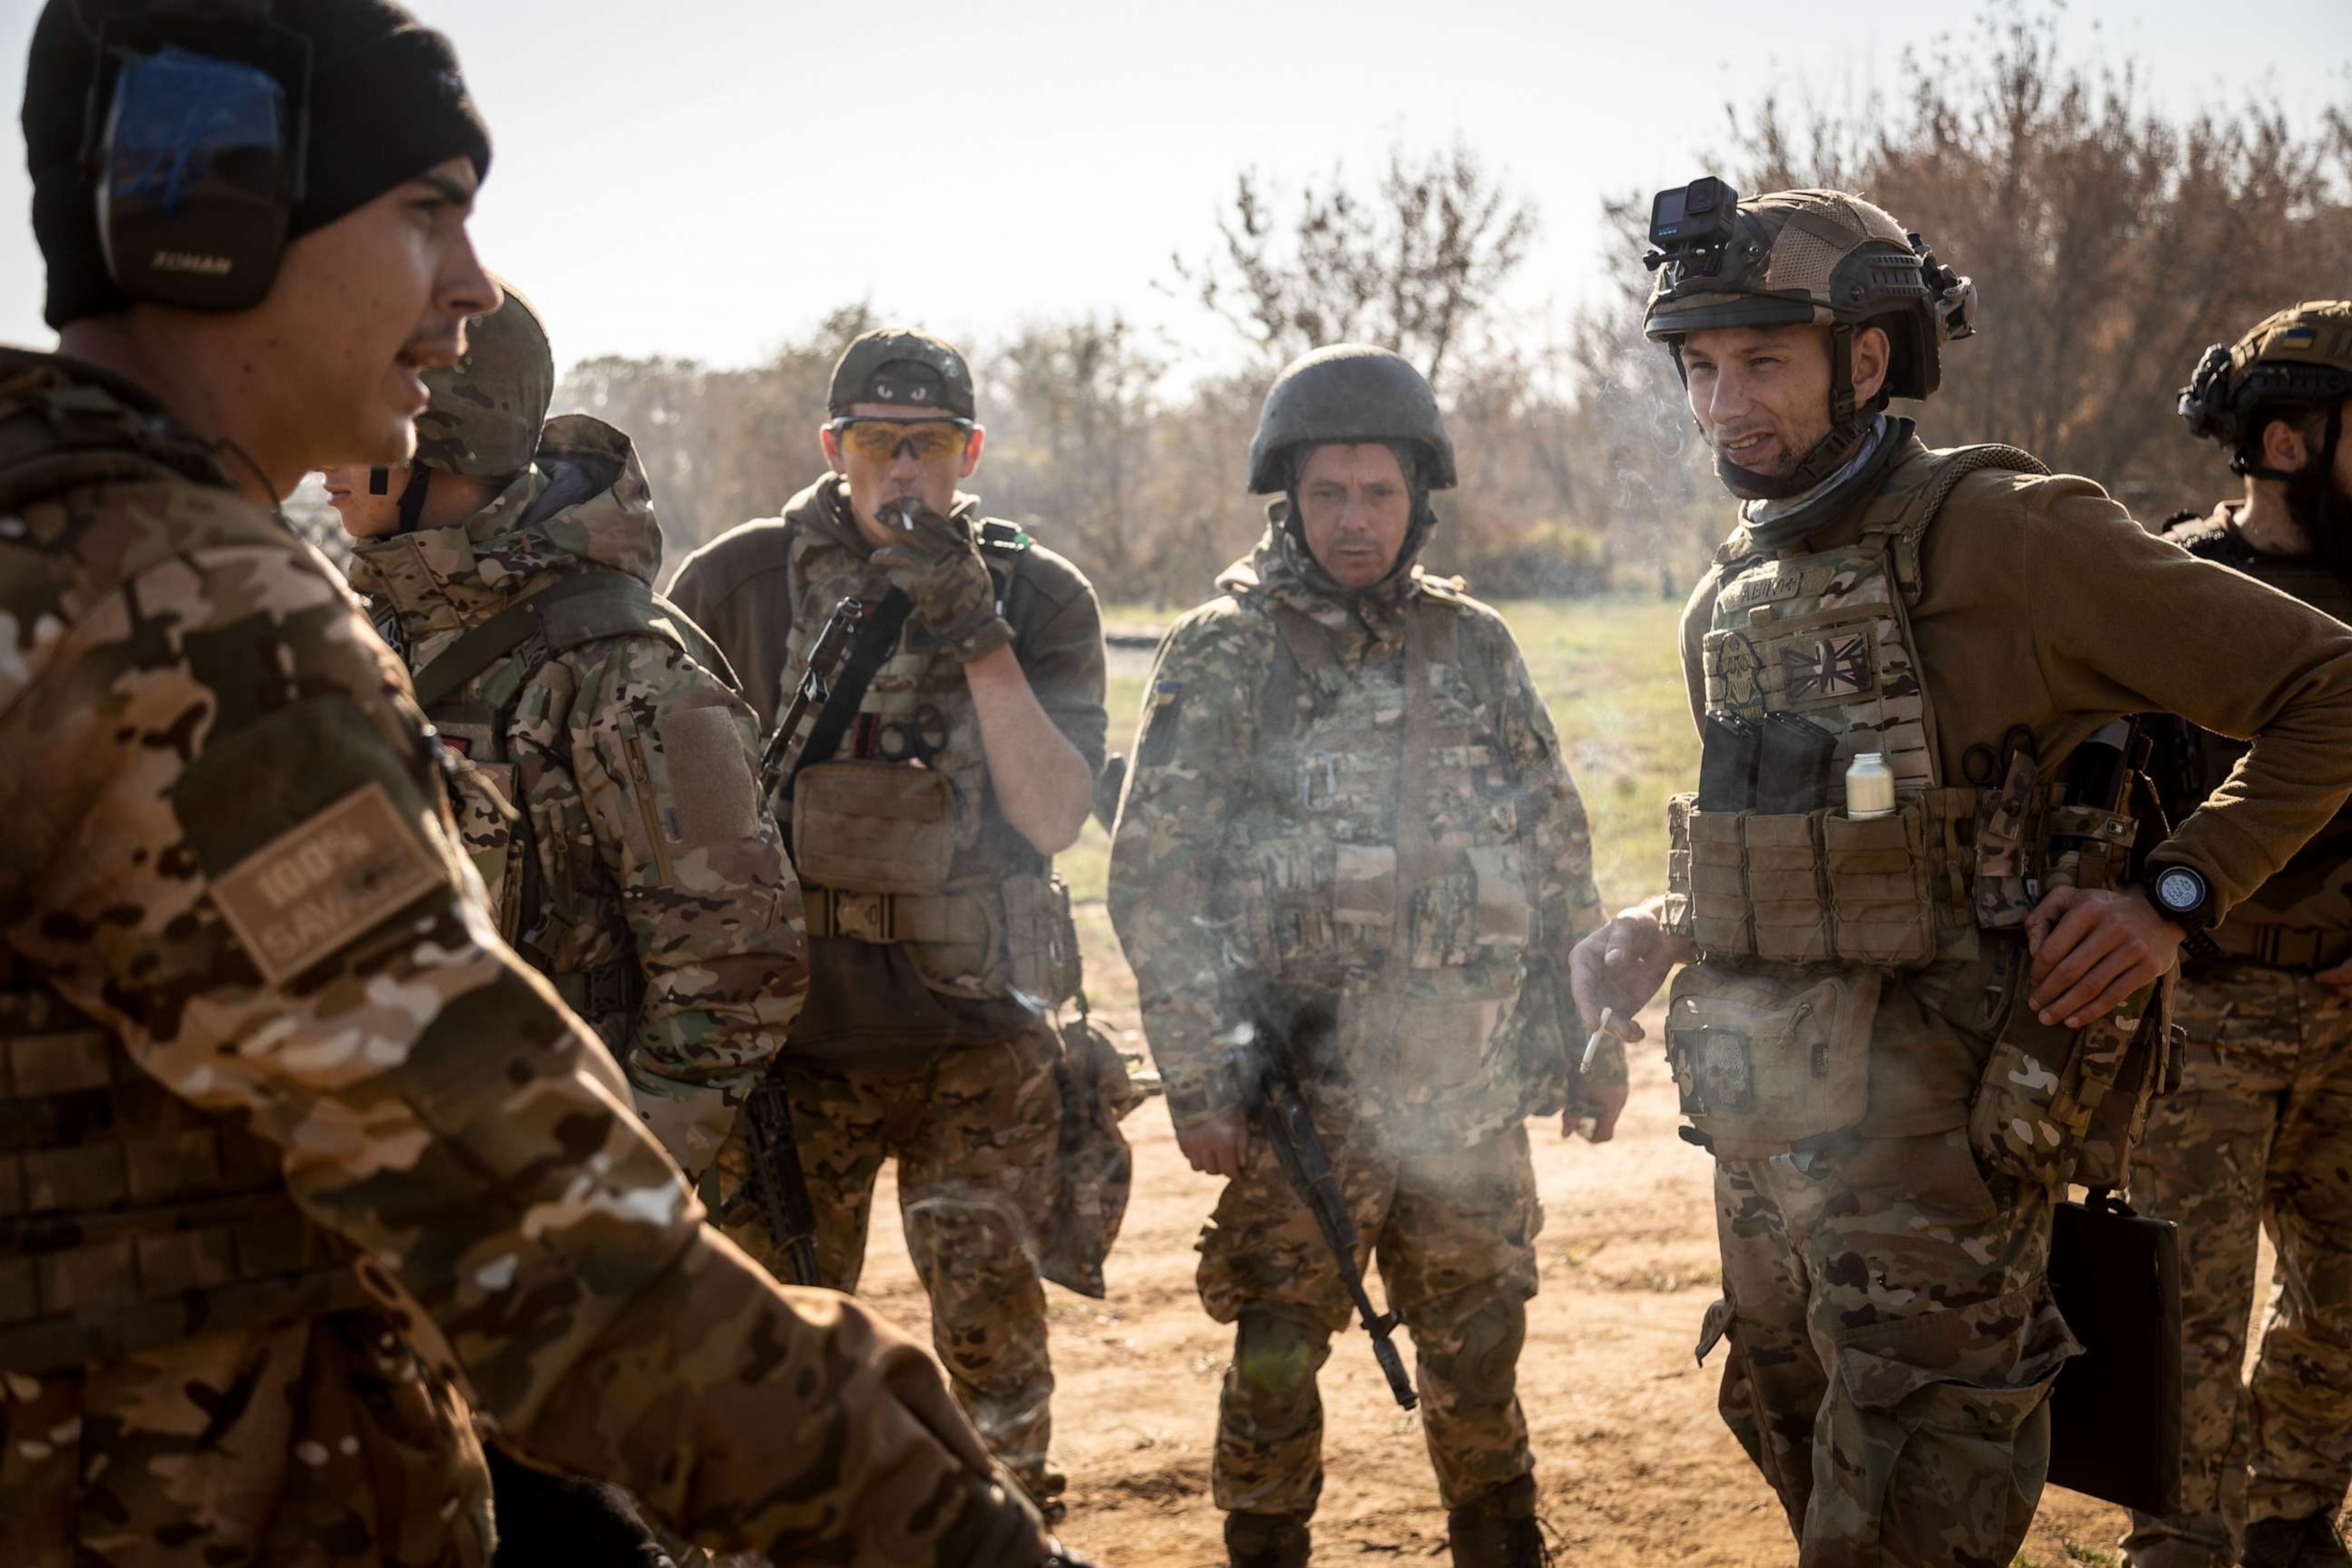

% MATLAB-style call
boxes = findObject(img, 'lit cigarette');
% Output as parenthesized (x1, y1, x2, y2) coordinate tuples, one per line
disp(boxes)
(1581, 1008, 1614, 1074)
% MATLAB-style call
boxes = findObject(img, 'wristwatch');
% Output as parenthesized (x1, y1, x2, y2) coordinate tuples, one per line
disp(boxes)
(2145, 861, 2213, 929)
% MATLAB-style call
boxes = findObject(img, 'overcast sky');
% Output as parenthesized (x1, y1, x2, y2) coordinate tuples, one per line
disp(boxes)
(2, 0, 2345, 377)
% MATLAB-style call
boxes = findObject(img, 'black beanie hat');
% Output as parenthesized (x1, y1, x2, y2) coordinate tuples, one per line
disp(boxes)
(24, 0, 493, 328)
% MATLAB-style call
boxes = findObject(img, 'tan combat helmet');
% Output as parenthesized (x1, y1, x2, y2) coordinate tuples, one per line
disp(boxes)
(1640, 178, 1975, 498)
(413, 281, 555, 481)
(2179, 301, 2352, 475)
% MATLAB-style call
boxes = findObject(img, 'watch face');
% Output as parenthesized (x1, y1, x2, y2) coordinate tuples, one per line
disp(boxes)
(2155, 866, 2207, 914)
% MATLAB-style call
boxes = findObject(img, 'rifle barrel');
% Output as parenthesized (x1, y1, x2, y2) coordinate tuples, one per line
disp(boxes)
(1245, 1046, 1419, 1410)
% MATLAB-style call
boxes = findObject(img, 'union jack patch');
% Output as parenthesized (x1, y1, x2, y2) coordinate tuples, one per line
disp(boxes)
(1782, 632, 1873, 702)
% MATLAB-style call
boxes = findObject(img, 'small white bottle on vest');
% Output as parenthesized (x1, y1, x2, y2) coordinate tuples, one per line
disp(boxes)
(1844, 753, 1896, 819)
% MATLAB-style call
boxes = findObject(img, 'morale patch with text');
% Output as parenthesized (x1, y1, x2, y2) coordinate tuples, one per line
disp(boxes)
(211, 782, 441, 983)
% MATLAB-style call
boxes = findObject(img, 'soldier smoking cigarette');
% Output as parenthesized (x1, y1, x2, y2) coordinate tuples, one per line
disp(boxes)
(1582, 1009, 1615, 1074)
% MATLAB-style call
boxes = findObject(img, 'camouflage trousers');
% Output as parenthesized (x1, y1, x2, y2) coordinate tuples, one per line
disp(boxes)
(1704, 1129, 2076, 1568)
(0, 1308, 492, 1567)
(714, 1022, 1065, 1501)
(2121, 962, 2352, 1565)
(1196, 1095, 1543, 1516)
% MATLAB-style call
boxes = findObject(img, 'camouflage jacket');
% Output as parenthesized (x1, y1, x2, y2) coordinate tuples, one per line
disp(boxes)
(0, 349, 1028, 1560)
(1108, 522, 1611, 1147)
(346, 414, 805, 1179)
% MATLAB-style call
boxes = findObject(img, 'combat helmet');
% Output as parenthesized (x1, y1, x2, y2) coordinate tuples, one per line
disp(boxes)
(414, 281, 555, 481)
(2182, 300, 2352, 557)
(1246, 344, 1457, 495)
(1641, 178, 1976, 499)
(2179, 302, 2352, 474)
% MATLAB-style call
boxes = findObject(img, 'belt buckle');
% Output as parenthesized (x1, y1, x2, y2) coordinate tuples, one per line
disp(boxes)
(831, 890, 894, 943)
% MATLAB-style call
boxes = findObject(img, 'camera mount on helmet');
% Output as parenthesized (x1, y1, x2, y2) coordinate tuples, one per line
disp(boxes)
(1644, 177, 1740, 279)
(1639, 183, 1978, 503)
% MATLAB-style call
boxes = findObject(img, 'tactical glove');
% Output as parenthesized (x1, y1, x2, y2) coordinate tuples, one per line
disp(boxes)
(871, 500, 1015, 663)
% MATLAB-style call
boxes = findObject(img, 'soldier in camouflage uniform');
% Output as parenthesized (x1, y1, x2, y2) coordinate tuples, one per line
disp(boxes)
(668, 329, 1107, 1516)
(1105, 345, 1620, 1568)
(2122, 303, 2352, 1568)
(0, 5, 1073, 1564)
(322, 283, 805, 1186)
(1570, 186, 2352, 1568)
(321, 283, 807, 1566)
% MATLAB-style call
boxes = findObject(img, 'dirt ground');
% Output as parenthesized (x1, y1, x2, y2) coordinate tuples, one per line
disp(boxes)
(851, 995, 2170, 1568)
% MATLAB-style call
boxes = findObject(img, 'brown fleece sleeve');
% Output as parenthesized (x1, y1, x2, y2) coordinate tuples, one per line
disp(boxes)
(2023, 478, 2352, 920)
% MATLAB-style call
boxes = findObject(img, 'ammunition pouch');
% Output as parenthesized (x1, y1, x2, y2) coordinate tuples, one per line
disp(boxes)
(1664, 790, 1981, 969)
(791, 760, 956, 893)
(1036, 1011, 1144, 1299)
(1961, 775, 2174, 1190)
(1663, 962, 1880, 1160)
(1966, 973, 2177, 1191)
(1002, 871, 1084, 1007)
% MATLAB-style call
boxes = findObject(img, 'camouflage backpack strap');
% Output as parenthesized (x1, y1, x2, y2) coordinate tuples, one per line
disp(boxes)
(1411, 573, 1491, 711)
(1858, 443, 2050, 602)
(1266, 602, 1343, 689)
(534, 569, 740, 691)
(976, 515, 1031, 633)
(1266, 597, 1348, 732)
(410, 568, 711, 712)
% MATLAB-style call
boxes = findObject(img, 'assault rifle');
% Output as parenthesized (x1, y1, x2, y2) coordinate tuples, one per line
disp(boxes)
(727, 595, 872, 1289)
(756, 596, 868, 802)
(729, 1080, 821, 1287)
(1228, 1018, 1418, 1410)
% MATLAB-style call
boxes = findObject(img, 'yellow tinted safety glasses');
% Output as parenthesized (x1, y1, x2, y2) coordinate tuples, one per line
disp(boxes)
(830, 418, 974, 462)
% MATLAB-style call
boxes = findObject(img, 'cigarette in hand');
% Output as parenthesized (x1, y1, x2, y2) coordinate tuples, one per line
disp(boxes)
(1581, 1008, 1615, 1074)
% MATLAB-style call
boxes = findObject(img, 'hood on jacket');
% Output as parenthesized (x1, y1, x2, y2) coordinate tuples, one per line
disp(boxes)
(348, 413, 664, 660)
(1214, 505, 1447, 640)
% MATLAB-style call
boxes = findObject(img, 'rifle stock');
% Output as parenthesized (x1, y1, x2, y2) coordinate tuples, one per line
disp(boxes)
(1231, 1021, 1418, 1411)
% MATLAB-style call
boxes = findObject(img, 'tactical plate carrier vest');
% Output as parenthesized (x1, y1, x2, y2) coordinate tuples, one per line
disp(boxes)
(782, 521, 1082, 1007)
(381, 567, 734, 1050)
(1235, 582, 1540, 1143)
(0, 368, 365, 1371)
(1663, 440, 2174, 1183)
(2154, 512, 2352, 969)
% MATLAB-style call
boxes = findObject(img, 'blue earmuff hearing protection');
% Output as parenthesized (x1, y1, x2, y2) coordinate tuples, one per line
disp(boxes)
(81, 2, 311, 311)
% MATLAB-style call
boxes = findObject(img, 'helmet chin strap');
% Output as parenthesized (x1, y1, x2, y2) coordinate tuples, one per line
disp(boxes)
(1280, 489, 1439, 593)
(1277, 439, 1439, 593)
(393, 464, 433, 535)
(1713, 323, 1877, 503)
